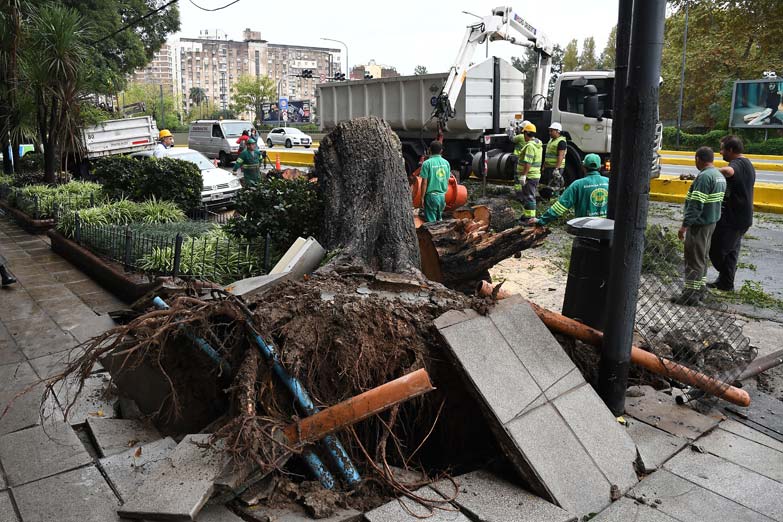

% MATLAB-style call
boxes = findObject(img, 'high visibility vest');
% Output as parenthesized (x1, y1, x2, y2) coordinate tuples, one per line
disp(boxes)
(544, 136, 567, 169)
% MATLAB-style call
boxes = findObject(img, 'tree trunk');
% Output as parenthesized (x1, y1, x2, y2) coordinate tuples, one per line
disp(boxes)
(2, 134, 13, 174)
(315, 116, 421, 276)
(417, 219, 549, 287)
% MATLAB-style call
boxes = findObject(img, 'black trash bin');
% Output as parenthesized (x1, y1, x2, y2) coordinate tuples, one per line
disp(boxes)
(561, 217, 614, 330)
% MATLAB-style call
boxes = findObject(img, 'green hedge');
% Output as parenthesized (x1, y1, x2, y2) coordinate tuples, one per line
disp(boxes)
(663, 127, 783, 155)
(93, 155, 202, 211)
(57, 198, 185, 238)
(11, 181, 103, 219)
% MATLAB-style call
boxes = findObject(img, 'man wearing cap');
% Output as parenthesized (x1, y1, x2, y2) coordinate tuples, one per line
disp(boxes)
(419, 141, 450, 222)
(154, 129, 174, 157)
(513, 122, 543, 225)
(540, 122, 567, 198)
(533, 153, 608, 226)
(232, 138, 263, 186)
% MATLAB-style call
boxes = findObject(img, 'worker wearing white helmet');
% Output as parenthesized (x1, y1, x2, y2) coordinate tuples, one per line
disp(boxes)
(540, 122, 567, 199)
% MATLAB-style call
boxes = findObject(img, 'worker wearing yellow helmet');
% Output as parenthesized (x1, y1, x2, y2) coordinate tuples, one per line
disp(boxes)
(513, 122, 543, 225)
(154, 129, 174, 158)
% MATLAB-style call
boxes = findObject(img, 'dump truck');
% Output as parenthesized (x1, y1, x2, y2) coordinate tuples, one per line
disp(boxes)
(317, 6, 662, 186)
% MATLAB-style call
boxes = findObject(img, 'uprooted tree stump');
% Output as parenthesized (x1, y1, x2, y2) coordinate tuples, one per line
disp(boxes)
(315, 116, 421, 276)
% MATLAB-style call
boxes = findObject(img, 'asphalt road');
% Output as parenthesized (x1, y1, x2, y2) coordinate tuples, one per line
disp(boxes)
(661, 164, 782, 184)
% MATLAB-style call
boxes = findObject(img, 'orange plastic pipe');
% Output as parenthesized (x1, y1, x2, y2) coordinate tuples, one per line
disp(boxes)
(283, 369, 434, 446)
(410, 171, 468, 211)
(526, 301, 751, 407)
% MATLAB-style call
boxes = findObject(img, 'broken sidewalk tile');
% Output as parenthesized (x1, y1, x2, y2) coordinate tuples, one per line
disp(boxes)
(270, 236, 325, 280)
(663, 449, 783, 520)
(54, 372, 119, 425)
(0, 420, 92, 486)
(99, 437, 178, 503)
(624, 388, 719, 440)
(117, 434, 229, 521)
(590, 497, 679, 522)
(624, 417, 687, 473)
(223, 272, 290, 299)
(435, 296, 638, 516)
(431, 470, 577, 522)
(698, 427, 783, 482)
(28, 349, 104, 381)
(86, 417, 162, 458)
(364, 486, 470, 522)
(235, 505, 362, 522)
(0, 491, 18, 522)
(0, 382, 62, 436)
(629, 469, 776, 522)
(13, 466, 120, 522)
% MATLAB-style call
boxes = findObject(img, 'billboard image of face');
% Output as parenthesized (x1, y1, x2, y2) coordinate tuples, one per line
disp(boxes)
(730, 79, 783, 128)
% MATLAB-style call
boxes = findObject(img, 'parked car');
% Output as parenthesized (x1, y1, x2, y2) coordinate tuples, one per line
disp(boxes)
(188, 119, 256, 166)
(265, 127, 312, 148)
(132, 148, 242, 207)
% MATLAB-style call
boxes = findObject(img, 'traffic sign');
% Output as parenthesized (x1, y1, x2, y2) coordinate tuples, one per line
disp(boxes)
(320, 73, 326, 82)
(282, 111, 288, 121)
(279, 98, 288, 111)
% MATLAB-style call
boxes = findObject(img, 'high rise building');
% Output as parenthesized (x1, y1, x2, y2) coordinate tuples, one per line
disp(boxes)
(131, 42, 181, 99)
(266, 44, 341, 102)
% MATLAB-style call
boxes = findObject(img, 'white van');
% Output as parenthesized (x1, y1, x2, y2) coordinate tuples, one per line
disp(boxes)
(187, 119, 256, 166)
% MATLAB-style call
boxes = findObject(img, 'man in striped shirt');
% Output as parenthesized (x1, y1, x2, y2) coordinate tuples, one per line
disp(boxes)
(672, 146, 726, 306)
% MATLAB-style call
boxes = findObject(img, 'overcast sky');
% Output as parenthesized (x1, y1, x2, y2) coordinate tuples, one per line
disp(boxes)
(176, 0, 619, 74)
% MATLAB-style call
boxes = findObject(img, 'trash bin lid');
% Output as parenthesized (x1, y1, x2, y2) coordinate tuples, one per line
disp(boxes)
(566, 217, 614, 240)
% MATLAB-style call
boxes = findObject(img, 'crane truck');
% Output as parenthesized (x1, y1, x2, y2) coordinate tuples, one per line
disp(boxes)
(317, 6, 662, 186)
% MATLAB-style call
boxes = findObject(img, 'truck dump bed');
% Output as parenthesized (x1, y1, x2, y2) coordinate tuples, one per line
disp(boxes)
(82, 116, 158, 159)
(317, 58, 524, 139)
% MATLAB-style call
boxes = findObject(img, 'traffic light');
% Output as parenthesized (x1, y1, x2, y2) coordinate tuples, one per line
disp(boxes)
(363, 73, 373, 80)
(301, 69, 313, 79)
(333, 72, 346, 81)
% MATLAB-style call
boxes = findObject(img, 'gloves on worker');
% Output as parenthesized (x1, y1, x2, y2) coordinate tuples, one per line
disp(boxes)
(551, 168, 564, 190)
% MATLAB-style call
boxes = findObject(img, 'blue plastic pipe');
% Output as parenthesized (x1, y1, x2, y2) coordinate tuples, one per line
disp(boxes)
(301, 449, 336, 490)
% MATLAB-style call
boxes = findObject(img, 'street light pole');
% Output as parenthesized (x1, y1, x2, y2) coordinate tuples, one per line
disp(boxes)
(675, 0, 690, 148)
(321, 37, 349, 79)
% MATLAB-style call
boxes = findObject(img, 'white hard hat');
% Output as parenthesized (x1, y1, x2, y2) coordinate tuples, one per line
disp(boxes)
(549, 122, 563, 132)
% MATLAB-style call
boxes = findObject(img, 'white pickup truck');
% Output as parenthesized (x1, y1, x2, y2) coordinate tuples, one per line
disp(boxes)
(82, 116, 158, 159)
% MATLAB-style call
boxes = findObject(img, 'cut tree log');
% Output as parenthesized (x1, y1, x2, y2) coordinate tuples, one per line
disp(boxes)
(418, 220, 549, 286)
(315, 116, 422, 277)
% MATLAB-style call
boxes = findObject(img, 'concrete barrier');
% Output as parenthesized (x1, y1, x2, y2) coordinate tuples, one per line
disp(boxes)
(660, 150, 783, 172)
(650, 175, 783, 214)
(266, 149, 315, 167)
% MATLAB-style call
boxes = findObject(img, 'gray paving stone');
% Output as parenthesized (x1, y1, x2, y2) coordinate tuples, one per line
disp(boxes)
(236, 505, 361, 522)
(0, 469, 4, 490)
(0, 361, 38, 393)
(5, 315, 78, 359)
(431, 470, 576, 522)
(624, 388, 719, 440)
(100, 437, 178, 502)
(727, 389, 783, 441)
(625, 417, 687, 473)
(118, 434, 229, 520)
(699, 427, 783, 482)
(720, 418, 783, 453)
(436, 297, 638, 517)
(195, 505, 246, 521)
(86, 417, 162, 457)
(365, 486, 469, 522)
(629, 469, 775, 522)
(13, 466, 120, 522)
(55, 372, 119, 425)
(0, 490, 19, 522)
(0, 421, 92, 486)
(664, 450, 783, 520)
(28, 349, 98, 381)
(591, 497, 679, 522)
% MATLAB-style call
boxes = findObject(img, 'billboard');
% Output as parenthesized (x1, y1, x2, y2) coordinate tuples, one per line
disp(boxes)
(261, 100, 311, 123)
(730, 79, 783, 128)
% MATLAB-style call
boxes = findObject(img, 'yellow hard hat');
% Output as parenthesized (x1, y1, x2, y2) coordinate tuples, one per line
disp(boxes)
(523, 122, 537, 134)
(159, 129, 173, 139)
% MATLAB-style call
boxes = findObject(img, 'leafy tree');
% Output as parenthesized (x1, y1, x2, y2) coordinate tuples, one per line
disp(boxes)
(414, 65, 428, 75)
(123, 82, 180, 129)
(0, 0, 31, 173)
(512, 44, 564, 108)
(230, 74, 276, 122)
(599, 26, 617, 70)
(563, 39, 579, 72)
(578, 37, 598, 71)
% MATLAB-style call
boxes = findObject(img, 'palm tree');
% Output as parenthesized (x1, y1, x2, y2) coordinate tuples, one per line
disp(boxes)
(189, 87, 206, 117)
(23, 4, 88, 182)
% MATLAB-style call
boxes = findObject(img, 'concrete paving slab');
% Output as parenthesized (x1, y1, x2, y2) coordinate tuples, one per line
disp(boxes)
(236, 505, 362, 522)
(365, 486, 469, 522)
(0, 295, 45, 322)
(86, 417, 162, 457)
(57, 312, 116, 345)
(431, 470, 576, 522)
(624, 388, 719, 440)
(436, 298, 638, 516)
(625, 417, 687, 473)
(224, 272, 290, 299)
(56, 372, 119, 426)
(100, 437, 178, 502)
(699, 427, 783, 482)
(118, 434, 228, 520)
(5, 315, 78, 359)
(629, 469, 775, 522)
(12, 466, 120, 522)
(25, 283, 76, 302)
(720, 418, 783, 453)
(664, 450, 783, 520)
(195, 505, 246, 521)
(0, 421, 92, 486)
(591, 497, 679, 522)
(28, 349, 91, 380)
(0, 361, 38, 393)
(270, 237, 325, 280)
(0, 490, 19, 522)
(726, 389, 783, 441)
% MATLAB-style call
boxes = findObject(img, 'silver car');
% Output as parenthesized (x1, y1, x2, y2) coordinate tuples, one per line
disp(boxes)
(265, 127, 312, 148)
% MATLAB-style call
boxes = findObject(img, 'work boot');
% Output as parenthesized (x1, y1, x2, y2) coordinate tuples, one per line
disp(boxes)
(669, 290, 701, 306)
(706, 280, 734, 292)
(0, 265, 16, 287)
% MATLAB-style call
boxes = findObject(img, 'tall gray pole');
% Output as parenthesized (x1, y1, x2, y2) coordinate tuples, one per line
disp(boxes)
(675, 1, 690, 148)
(160, 84, 165, 129)
(598, 0, 667, 416)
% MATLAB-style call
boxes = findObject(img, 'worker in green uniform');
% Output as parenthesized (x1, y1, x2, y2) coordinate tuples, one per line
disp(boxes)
(419, 141, 450, 222)
(540, 122, 567, 199)
(232, 138, 263, 186)
(533, 153, 609, 225)
(514, 122, 543, 225)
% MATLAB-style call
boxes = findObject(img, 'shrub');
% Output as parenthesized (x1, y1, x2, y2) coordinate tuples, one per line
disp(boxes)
(226, 178, 323, 254)
(57, 198, 185, 238)
(17, 152, 44, 173)
(662, 127, 783, 155)
(93, 155, 202, 211)
(11, 181, 103, 219)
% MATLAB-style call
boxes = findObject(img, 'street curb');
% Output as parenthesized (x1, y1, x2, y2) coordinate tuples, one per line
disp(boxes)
(650, 175, 783, 214)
